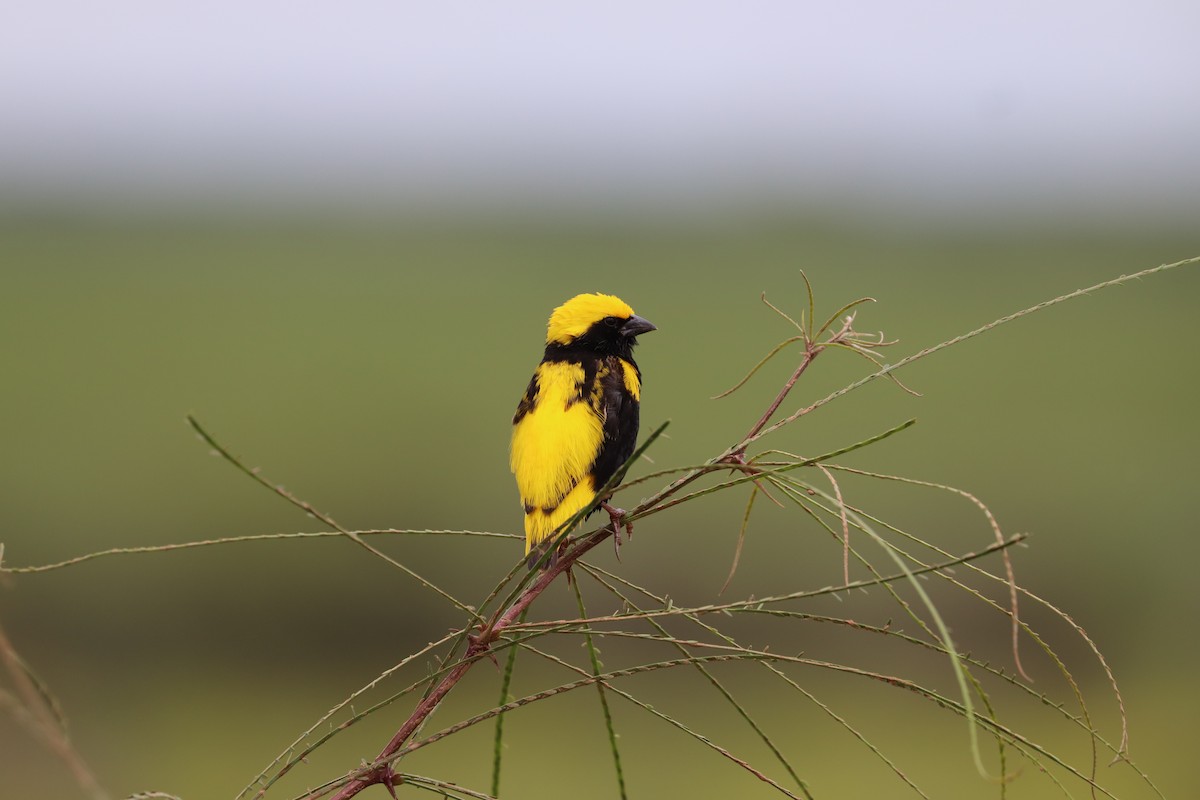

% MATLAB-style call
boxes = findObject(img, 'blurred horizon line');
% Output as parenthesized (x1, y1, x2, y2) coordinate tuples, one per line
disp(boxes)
(3, 185, 1197, 235)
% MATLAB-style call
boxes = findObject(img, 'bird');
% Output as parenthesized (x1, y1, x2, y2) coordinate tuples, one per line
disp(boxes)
(510, 293, 657, 567)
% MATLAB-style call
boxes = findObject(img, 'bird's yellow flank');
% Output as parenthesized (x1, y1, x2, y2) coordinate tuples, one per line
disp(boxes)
(510, 293, 656, 562)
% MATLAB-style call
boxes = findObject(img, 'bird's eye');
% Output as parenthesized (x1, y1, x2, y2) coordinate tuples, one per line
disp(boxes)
(603, 316, 620, 327)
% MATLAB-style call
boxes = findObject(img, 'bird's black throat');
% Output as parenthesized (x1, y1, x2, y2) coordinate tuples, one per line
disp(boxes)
(542, 319, 642, 368)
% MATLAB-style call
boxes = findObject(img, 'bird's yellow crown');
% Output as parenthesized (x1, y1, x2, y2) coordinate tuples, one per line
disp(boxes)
(545, 293, 636, 345)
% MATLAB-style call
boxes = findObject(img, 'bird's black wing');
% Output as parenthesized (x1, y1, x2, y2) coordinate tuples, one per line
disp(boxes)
(589, 357, 641, 492)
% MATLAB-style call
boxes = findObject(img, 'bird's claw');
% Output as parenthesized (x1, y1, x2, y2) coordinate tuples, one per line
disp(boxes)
(602, 502, 633, 560)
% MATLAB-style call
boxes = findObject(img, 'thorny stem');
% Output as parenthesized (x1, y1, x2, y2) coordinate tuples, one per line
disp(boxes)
(325, 525, 613, 800)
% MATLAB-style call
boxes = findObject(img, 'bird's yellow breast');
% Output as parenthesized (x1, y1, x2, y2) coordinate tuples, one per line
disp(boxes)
(509, 361, 604, 511)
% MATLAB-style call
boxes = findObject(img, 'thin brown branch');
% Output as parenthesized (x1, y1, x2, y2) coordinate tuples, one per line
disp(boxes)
(326, 523, 616, 800)
(739, 314, 854, 448)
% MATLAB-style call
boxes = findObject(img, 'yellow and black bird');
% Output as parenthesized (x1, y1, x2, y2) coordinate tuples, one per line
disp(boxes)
(510, 293, 657, 566)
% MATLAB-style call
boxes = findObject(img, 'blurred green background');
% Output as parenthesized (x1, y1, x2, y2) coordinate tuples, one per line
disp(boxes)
(4, 3, 1200, 798)
(3, 219, 1197, 798)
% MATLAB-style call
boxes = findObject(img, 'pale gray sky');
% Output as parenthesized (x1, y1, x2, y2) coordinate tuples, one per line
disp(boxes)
(3, 2, 1198, 222)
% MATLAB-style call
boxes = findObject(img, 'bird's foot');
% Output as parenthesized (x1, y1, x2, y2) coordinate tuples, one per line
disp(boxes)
(602, 501, 633, 560)
(554, 537, 574, 580)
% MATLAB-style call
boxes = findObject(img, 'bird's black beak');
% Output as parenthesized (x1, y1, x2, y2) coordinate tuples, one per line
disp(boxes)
(620, 315, 657, 337)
